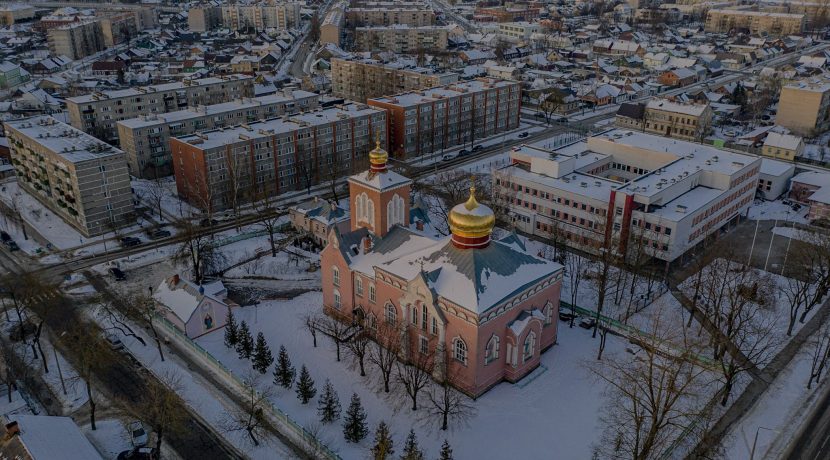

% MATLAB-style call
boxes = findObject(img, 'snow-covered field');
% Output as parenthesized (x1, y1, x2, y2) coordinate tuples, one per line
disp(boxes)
(196, 291, 625, 460)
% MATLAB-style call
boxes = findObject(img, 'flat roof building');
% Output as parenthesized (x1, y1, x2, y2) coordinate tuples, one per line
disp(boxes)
(331, 57, 458, 103)
(5, 116, 135, 237)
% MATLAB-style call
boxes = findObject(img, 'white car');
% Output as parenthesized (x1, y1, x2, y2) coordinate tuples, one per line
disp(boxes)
(128, 421, 148, 447)
(441, 152, 458, 161)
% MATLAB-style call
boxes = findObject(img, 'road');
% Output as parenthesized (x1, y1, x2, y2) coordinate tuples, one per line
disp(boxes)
(785, 382, 830, 460)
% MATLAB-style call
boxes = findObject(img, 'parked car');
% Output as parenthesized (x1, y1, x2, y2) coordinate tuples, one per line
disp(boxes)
(117, 447, 156, 460)
(559, 308, 577, 321)
(275, 206, 287, 213)
(104, 333, 124, 351)
(442, 152, 458, 161)
(472, 145, 484, 152)
(5, 240, 19, 252)
(120, 236, 141, 248)
(0, 231, 10, 242)
(579, 317, 597, 329)
(200, 218, 219, 227)
(458, 149, 470, 156)
(557, 117, 568, 123)
(109, 267, 126, 281)
(149, 229, 171, 240)
(518, 132, 530, 138)
(128, 421, 148, 447)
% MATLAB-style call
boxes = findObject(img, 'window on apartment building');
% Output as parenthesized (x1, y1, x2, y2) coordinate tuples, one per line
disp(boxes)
(665, 228, 672, 235)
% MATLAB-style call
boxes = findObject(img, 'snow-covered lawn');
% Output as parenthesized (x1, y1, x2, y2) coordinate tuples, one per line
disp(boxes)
(747, 199, 809, 223)
(772, 225, 827, 245)
(132, 177, 200, 221)
(195, 291, 627, 460)
(225, 246, 318, 279)
(82, 419, 134, 459)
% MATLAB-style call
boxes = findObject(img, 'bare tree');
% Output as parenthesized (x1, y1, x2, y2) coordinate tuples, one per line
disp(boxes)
(396, 342, 435, 411)
(65, 327, 113, 430)
(368, 320, 402, 393)
(423, 374, 476, 431)
(588, 238, 618, 338)
(808, 321, 830, 390)
(223, 371, 274, 447)
(590, 304, 711, 460)
(303, 313, 320, 348)
(172, 220, 228, 283)
(315, 311, 355, 362)
(124, 371, 189, 459)
(539, 88, 566, 125)
(346, 327, 371, 377)
(252, 189, 287, 257)
(143, 178, 167, 220)
(564, 252, 589, 328)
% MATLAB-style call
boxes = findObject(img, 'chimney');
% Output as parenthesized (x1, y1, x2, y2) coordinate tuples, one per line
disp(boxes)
(4, 421, 20, 440)
(416, 220, 424, 231)
(172, 274, 180, 285)
(363, 236, 372, 253)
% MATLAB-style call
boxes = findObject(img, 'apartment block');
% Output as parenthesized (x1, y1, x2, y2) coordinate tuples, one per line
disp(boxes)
(5, 116, 135, 237)
(170, 103, 387, 211)
(188, 6, 222, 32)
(321, 6, 345, 45)
(777, 78, 830, 136)
(47, 20, 104, 60)
(117, 90, 320, 178)
(494, 130, 761, 262)
(704, 9, 805, 35)
(346, 2, 435, 26)
(497, 21, 541, 43)
(367, 78, 522, 158)
(330, 57, 458, 102)
(66, 74, 255, 144)
(220, 3, 300, 32)
(100, 12, 140, 47)
(474, 6, 540, 22)
(354, 25, 450, 53)
(615, 99, 713, 141)
(0, 4, 35, 25)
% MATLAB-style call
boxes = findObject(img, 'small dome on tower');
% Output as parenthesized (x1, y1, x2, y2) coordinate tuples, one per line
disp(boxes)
(369, 136, 388, 172)
(449, 184, 495, 249)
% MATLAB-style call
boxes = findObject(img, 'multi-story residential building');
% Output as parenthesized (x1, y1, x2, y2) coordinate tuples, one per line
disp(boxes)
(321, 6, 346, 45)
(117, 90, 319, 178)
(474, 6, 540, 22)
(777, 78, 830, 136)
(354, 25, 450, 53)
(331, 57, 458, 102)
(66, 74, 255, 143)
(170, 103, 387, 211)
(497, 22, 541, 43)
(220, 3, 300, 31)
(494, 130, 761, 263)
(100, 12, 140, 47)
(705, 9, 805, 35)
(5, 116, 135, 237)
(188, 6, 222, 32)
(0, 4, 35, 25)
(47, 20, 104, 60)
(346, 2, 435, 26)
(367, 78, 522, 158)
(761, 132, 804, 161)
(615, 99, 713, 141)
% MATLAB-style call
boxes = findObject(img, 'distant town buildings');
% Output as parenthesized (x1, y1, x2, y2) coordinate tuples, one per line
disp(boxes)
(330, 57, 458, 103)
(0, 4, 35, 25)
(188, 3, 300, 32)
(321, 5, 346, 46)
(704, 9, 805, 36)
(367, 78, 522, 158)
(5, 116, 135, 237)
(615, 99, 713, 141)
(354, 25, 451, 53)
(346, 1, 435, 27)
(762, 132, 805, 161)
(777, 78, 830, 137)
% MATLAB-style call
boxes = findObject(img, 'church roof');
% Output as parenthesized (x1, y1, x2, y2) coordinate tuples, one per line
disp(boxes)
(348, 169, 412, 192)
(348, 227, 561, 314)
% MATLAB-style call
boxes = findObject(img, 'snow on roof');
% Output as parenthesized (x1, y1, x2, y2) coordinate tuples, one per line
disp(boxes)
(348, 169, 412, 192)
(153, 275, 226, 324)
(508, 308, 545, 336)
(7, 415, 103, 460)
(764, 131, 803, 151)
(348, 227, 561, 314)
(5, 116, 124, 164)
(67, 74, 253, 104)
(760, 158, 795, 177)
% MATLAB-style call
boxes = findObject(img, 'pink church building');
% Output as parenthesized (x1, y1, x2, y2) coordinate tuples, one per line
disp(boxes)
(320, 140, 564, 397)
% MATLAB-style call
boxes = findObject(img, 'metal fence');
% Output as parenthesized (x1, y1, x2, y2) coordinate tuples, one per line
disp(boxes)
(154, 316, 340, 460)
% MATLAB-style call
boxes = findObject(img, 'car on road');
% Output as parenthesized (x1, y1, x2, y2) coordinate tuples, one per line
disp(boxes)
(458, 149, 470, 157)
(109, 267, 126, 281)
(518, 132, 530, 138)
(117, 447, 156, 460)
(128, 421, 148, 447)
(557, 117, 568, 123)
(120, 237, 141, 248)
(149, 229, 171, 240)
(105, 333, 125, 351)
(472, 145, 484, 152)
(275, 206, 287, 213)
(200, 218, 219, 227)
(442, 152, 458, 161)
(579, 317, 597, 329)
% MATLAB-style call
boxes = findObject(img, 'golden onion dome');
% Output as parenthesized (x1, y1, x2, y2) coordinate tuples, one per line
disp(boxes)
(369, 137, 388, 168)
(449, 185, 495, 239)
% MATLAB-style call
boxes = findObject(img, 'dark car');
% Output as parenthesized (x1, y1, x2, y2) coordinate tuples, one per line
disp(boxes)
(472, 145, 484, 152)
(559, 308, 577, 321)
(109, 267, 126, 281)
(117, 447, 156, 460)
(150, 229, 171, 239)
(579, 317, 597, 329)
(0, 231, 10, 242)
(200, 218, 219, 227)
(5, 241, 19, 252)
(518, 132, 530, 138)
(120, 237, 141, 247)
(458, 149, 470, 156)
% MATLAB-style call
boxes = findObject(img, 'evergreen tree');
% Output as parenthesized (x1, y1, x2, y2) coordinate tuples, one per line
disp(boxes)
(370, 421, 394, 460)
(342, 393, 368, 443)
(273, 345, 295, 388)
(438, 439, 453, 460)
(236, 321, 254, 359)
(400, 429, 424, 460)
(295, 365, 316, 404)
(223, 309, 238, 348)
(317, 379, 341, 423)
(252, 332, 273, 374)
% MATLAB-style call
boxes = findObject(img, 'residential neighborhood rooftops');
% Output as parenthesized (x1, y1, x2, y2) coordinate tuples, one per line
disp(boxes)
(67, 74, 254, 104)
(5, 116, 124, 163)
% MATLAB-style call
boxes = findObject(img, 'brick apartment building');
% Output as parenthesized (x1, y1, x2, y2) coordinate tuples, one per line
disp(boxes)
(367, 78, 522, 158)
(330, 57, 458, 102)
(353, 25, 451, 53)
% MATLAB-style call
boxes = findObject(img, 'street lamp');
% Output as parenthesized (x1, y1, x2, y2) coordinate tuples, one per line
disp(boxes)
(749, 426, 780, 460)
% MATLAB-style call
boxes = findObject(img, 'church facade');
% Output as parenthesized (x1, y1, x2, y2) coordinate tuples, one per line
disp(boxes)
(320, 139, 564, 397)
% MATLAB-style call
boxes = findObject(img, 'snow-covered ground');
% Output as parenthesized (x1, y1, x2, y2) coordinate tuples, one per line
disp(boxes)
(772, 225, 825, 244)
(409, 123, 546, 168)
(195, 291, 627, 460)
(81, 419, 134, 459)
(747, 199, 809, 223)
(132, 177, 200, 221)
